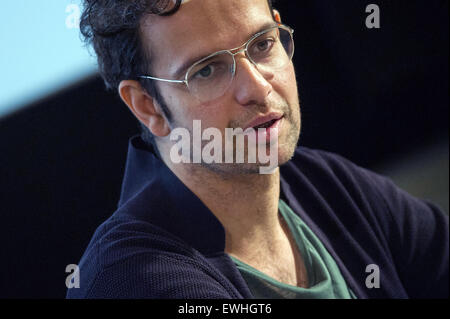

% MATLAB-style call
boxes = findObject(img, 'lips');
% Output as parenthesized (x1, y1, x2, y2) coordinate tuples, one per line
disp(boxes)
(245, 113, 284, 131)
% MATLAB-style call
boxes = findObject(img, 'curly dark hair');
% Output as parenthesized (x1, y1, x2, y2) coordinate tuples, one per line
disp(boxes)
(80, 0, 274, 151)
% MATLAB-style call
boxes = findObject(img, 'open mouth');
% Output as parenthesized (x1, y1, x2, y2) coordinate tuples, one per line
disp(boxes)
(253, 118, 281, 130)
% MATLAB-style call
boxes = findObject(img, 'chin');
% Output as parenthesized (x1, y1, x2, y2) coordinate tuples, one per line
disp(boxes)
(277, 144, 298, 167)
(279, 126, 301, 165)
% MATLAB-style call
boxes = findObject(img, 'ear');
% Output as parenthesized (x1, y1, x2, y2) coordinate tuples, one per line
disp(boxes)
(273, 9, 282, 24)
(118, 80, 171, 138)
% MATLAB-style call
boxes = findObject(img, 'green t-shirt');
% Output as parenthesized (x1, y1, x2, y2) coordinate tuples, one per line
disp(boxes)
(229, 199, 356, 299)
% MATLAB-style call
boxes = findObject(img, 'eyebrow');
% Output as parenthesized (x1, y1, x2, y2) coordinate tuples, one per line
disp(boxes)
(171, 21, 279, 79)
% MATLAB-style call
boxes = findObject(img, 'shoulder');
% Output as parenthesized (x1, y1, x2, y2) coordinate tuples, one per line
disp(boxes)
(285, 146, 379, 181)
(282, 146, 449, 298)
(282, 146, 447, 228)
(284, 146, 408, 200)
(281, 146, 399, 238)
(66, 216, 231, 299)
(282, 146, 393, 205)
(284, 146, 446, 218)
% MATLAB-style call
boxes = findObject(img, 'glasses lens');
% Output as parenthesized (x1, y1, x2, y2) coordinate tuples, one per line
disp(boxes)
(186, 52, 234, 102)
(185, 27, 294, 102)
(248, 27, 294, 72)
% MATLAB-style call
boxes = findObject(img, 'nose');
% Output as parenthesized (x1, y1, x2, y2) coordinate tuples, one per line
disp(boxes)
(232, 56, 273, 107)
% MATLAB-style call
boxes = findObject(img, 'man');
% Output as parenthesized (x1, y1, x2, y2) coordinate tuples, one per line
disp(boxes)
(67, 0, 448, 299)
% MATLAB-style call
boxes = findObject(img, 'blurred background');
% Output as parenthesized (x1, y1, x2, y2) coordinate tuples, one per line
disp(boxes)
(0, 0, 448, 298)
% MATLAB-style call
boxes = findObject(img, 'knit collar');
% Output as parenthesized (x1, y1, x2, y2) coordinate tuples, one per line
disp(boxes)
(118, 136, 226, 255)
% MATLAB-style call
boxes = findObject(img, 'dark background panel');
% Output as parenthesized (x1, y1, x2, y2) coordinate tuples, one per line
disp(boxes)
(0, 1, 448, 298)
(285, 0, 448, 165)
(0, 79, 137, 298)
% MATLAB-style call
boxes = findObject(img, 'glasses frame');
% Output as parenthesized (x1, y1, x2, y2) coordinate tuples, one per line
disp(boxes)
(138, 24, 295, 98)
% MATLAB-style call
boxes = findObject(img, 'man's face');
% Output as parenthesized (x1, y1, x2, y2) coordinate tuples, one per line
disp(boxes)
(141, 0, 301, 174)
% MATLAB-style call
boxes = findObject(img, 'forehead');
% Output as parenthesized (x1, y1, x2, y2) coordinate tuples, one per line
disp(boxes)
(141, 0, 274, 76)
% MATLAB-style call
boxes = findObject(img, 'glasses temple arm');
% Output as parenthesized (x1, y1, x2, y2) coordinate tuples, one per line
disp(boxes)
(139, 75, 186, 84)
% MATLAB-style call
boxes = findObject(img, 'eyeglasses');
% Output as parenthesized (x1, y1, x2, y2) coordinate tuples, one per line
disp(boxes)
(139, 24, 295, 102)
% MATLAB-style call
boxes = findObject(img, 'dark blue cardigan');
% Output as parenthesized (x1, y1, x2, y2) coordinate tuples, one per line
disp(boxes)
(67, 136, 449, 299)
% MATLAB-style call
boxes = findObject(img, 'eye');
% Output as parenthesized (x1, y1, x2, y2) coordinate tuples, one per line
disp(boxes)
(195, 65, 214, 78)
(255, 39, 275, 53)
(189, 59, 229, 83)
(193, 65, 215, 79)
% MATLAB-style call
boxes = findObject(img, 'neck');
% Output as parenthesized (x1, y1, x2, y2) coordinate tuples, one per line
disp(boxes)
(162, 153, 284, 259)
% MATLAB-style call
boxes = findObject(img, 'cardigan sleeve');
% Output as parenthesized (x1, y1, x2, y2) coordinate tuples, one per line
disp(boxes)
(83, 253, 234, 299)
(307, 148, 449, 298)
(367, 172, 449, 298)
(326, 151, 449, 298)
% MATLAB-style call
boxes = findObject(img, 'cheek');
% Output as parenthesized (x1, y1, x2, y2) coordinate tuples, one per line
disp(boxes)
(274, 64, 298, 100)
(193, 100, 232, 130)
(164, 89, 231, 130)
(158, 86, 194, 123)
